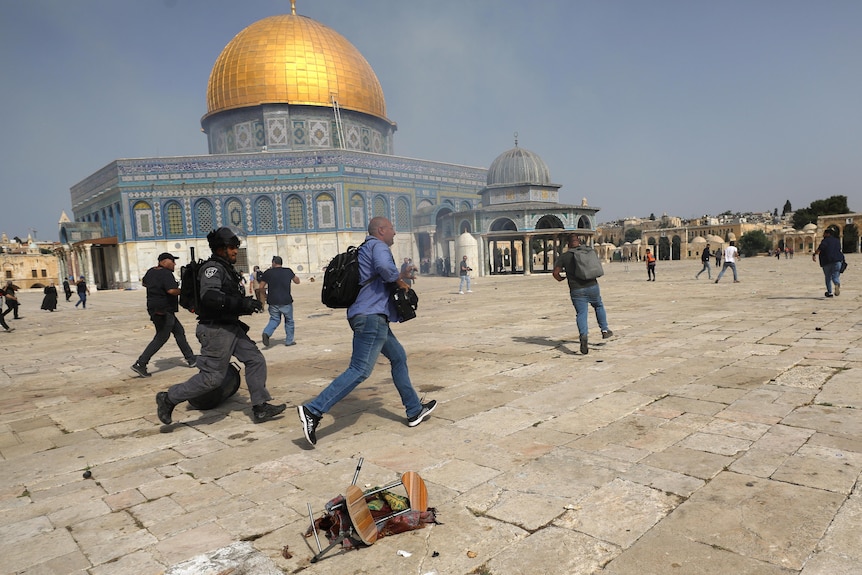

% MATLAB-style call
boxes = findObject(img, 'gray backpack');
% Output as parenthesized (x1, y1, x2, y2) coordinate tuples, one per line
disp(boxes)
(570, 246, 604, 281)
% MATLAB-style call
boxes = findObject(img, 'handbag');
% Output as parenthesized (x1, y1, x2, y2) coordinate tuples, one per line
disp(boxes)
(840, 261, 848, 274)
(391, 288, 418, 322)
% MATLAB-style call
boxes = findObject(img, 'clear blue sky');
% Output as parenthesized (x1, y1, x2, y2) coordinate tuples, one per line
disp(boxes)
(1, 0, 859, 241)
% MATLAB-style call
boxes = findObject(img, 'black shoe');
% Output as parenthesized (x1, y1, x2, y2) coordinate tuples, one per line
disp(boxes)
(131, 362, 151, 377)
(580, 335, 589, 355)
(186, 356, 197, 368)
(156, 392, 175, 425)
(261, 332, 270, 347)
(602, 330, 614, 339)
(285, 341, 296, 346)
(407, 400, 437, 427)
(252, 402, 287, 423)
(825, 292, 834, 297)
(297, 405, 321, 445)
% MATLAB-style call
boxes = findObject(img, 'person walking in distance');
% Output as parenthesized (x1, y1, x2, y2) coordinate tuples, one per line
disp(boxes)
(131, 253, 197, 377)
(459, 255, 473, 294)
(297, 217, 436, 446)
(74, 276, 90, 308)
(715, 241, 740, 283)
(812, 228, 845, 297)
(155, 228, 286, 425)
(260, 255, 300, 347)
(645, 249, 656, 281)
(250, 265, 267, 306)
(552, 234, 613, 355)
(63, 277, 73, 302)
(695, 246, 712, 279)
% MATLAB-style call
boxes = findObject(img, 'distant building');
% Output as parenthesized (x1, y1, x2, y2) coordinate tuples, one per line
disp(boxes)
(0, 232, 61, 289)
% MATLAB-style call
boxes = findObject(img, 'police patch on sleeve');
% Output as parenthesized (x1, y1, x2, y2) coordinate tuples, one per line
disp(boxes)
(204, 267, 219, 279)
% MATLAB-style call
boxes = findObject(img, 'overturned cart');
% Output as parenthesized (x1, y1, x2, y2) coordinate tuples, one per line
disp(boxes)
(305, 461, 438, 562)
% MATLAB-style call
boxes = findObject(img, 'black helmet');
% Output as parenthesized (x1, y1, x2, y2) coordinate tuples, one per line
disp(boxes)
(207, 227, 241, 250)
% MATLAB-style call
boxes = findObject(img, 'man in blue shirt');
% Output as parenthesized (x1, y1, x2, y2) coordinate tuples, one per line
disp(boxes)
(297, 217, 436, 446)
(813, 228, 845, 297)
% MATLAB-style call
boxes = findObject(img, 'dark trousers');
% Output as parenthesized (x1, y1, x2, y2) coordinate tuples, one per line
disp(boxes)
(0, 308, 9, 330)
(3, 300, 19, 319)
(167, 323, 271, 407)
(137, 311, 195, 366)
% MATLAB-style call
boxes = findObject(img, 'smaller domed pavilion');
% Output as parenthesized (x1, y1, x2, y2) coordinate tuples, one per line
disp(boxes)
(434, 137, 600, 276)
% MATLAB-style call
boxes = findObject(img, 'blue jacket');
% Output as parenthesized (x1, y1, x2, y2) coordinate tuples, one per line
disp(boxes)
(348, 236, 401, 321)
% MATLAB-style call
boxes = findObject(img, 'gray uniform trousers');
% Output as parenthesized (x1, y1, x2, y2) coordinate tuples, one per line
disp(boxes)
(166, 322, 271, 406)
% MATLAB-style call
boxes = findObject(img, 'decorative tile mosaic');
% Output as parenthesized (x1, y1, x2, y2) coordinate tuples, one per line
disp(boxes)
(309, 121, 329, 147)
(269, 118, 288, 146)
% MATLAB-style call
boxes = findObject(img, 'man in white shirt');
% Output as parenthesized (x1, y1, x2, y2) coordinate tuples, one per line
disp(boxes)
(715, 241, 740, 283)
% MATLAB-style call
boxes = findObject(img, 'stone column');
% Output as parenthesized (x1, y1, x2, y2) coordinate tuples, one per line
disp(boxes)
(83, 244, 95, 289)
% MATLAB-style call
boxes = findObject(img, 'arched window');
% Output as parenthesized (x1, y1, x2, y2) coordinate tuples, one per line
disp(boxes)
(316, 193, 335, 229)
(373, 196, 387, 218)
(256, 196, 275, 233)
(395, 198, 410, 231)
(195, 200, 214, 235)
(350, 193, 365, 229)
(134, 201, 154, 237)
(417, 199, 433, 211)
(577, 215, 591, 229)
(287, 195, 304, 230)
(490, 218, 517, 232)
(165, 201, 184, 236)
(460, 201, 472, 211)
(536, 215, 564, 229)
(226, 199, 243, 229)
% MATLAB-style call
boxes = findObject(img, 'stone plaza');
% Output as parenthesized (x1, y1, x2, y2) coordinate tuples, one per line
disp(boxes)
(0, 254, 860, 574)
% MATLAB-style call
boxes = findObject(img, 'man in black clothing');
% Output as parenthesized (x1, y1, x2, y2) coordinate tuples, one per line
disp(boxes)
(155, 228, 286, 425)
(131, 253, 197, 377)
(2, 282, 21, 319)
(0, 286, 12, 332)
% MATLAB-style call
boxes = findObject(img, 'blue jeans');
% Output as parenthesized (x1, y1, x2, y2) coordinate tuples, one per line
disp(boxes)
(822, 262, 842, 294)
(695, 261, 711, 279)
(459, 274, 471, 292)
(263, 303, 294, 344)
(716, 262, 737, 282)
(306, 314, 422, 419)
(569, 283, 609, 337)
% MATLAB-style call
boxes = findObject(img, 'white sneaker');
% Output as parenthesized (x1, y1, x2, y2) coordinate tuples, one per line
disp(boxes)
(467, 290, 473, 293)
(459, 291, 464, 294)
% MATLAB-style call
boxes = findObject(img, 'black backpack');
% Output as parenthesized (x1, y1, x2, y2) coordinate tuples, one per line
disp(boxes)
(179, 247, 204, 313)
(321, 241, 368, 308)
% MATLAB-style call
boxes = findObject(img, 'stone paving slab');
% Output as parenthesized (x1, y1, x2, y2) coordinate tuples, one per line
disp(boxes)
(0, 254, 860, 573)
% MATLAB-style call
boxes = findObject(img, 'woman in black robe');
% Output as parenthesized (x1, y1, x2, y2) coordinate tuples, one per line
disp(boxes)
(41, 283, 58, 311)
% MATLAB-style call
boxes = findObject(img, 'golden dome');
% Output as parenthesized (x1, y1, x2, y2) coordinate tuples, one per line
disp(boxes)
(205, 14, 388, 122)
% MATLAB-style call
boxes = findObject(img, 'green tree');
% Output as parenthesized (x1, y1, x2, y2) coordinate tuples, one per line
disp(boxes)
(782, 200, 792, 215)
(792, 195, 851, 229)
(737, 230, 771, 257)
(624, 227, 642, 243)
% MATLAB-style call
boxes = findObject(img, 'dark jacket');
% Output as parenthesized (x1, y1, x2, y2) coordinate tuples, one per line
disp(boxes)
(196, 255, 248, 323)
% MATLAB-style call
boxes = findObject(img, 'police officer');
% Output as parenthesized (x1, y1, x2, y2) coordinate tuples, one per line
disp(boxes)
(156, 227, 286, 425)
